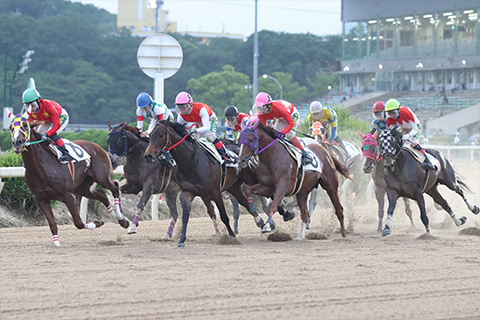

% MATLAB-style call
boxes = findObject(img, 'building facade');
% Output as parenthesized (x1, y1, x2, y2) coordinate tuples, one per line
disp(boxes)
(339, 0, 480, 94)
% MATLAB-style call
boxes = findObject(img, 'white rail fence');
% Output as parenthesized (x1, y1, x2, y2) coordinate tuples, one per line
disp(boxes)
(0, 144, 478, 222)
(0, 165, 161, 222)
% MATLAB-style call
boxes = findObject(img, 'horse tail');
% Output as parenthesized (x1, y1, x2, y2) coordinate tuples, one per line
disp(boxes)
(331, 156, 351, 180)
(457, 178, 472, 193)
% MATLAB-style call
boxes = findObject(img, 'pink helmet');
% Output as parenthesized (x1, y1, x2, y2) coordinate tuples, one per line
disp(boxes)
(254, 92, 272, 107)
(175, 91, 193, 104)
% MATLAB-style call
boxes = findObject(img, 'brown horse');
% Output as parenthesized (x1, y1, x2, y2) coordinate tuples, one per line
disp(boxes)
(107, 122, 224, 238)
(9, 115, 129, 246)
(377, 128, 479, 236)
(238, 120, 349, 241)
(358, 130, 414, 232)
(144, 120, 264, 247)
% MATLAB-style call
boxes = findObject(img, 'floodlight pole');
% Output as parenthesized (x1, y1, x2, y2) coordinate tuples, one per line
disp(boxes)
(262, 74, 283, 100)
(252, 0, 258, 105)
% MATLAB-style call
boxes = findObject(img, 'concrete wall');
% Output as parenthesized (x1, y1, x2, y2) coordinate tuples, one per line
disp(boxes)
(426, 104, 480, 135)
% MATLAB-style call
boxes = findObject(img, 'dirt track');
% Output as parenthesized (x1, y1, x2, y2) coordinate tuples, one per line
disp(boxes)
(1, 161, 479, 320)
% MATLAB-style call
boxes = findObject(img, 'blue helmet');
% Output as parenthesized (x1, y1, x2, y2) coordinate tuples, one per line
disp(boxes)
(136, 92, 152, 108)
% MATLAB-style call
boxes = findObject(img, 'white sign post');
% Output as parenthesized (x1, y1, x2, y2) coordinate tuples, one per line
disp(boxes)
(136, 33, 183, 220)
(137, 33, 183, 103)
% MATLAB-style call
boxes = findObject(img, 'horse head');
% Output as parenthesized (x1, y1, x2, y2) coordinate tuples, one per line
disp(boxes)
(10, 115, 32, 153)
(144, 120, 189, 165)
(378, 128, 401, 172)
(358, 130, 379, 174)
(107, 122, 142, 157)
(311, 121, 327, 143)
(238, 122, 260, 169)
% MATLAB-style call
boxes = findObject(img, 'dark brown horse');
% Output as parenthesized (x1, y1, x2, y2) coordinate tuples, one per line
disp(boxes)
(358, 130, 414, 232)
(238, 120, 350, 241)
(144, 120, 264, 247)
(9, 114, 129, 246)
(377, 128, 479, 236)
(107, 122, 224, 238)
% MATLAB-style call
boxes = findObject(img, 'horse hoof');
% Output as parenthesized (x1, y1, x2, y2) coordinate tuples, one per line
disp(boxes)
(283, 211, 295, 222)
(306, 224, 310, 230)
(120, 219, 130, 229)
(254, 216, 265, 228)
(177, 243, 185, 248)
(53, 240, 61, 247)
(295, 237, 303, 242)
(94, 220, 104, 228)
(382, 227, 391, 237)
(262, 222, 272, 233)
(473, 206, 479, 215)
(460, 216, 467, 225)
(162, 233, 172, 240)
(127, 225, 137, 235)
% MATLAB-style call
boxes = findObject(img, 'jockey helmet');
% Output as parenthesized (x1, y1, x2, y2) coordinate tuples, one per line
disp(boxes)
(254, 92, 272, 107)
(22, 88, 41, 103)
(136, 92, 152, 108)
(309, 101, 323, 114)
(175, 91, 193, 105)
(224, 105, 239, 118)
(385, 99, 400, 112)
(372, 101, 385, 113)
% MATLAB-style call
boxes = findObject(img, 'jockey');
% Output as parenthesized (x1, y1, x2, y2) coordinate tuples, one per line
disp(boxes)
(370, 101, 387, 134)
(136, 92, 173, 138)
(224, 105, 250, 141)
(308, 101, 346, 150)
(385, 98, 436, 170)
(21, 88, 74, 162)
(175, 91, 235, 163)
(254, 92, 313, 165)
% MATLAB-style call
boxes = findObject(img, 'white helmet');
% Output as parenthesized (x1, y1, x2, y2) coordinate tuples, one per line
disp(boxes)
(310, 101, 323, 113)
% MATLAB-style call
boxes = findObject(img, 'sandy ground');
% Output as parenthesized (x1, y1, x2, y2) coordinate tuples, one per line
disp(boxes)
(1, 160, 479, 320)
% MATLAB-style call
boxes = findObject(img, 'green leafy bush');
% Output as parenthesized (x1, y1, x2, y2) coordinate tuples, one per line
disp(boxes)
(0, 151, 37, 214)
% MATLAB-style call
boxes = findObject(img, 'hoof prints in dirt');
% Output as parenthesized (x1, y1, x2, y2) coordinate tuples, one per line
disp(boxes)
(459, 227, 480, 236)
(267, 232, 292, 242)
(218, 234, 242, 245)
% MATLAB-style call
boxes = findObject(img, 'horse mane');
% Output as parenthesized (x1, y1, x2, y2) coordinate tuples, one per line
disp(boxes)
(160, 120, 195, 143)
(112, 122, 141, 137)
(257, 122, 277, 139)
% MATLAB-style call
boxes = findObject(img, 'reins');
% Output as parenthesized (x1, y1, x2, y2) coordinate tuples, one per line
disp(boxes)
(257, 137, 279, 154)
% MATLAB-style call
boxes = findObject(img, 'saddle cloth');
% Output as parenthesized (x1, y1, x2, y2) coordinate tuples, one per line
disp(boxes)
(48, 139, 91, 164)
(403, 144, 439, 169)
(196, 140, 237, 167)
(279, 140, 322, 173)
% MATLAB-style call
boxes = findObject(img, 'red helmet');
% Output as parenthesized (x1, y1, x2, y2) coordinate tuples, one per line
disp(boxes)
(372, 101, 385, 113)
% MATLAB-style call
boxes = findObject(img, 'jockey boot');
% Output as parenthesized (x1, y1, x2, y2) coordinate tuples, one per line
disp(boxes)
(422, 155, 436, 171)
(301, 149, 313, 165)
(217, 146, 236, 164)
(58, 144, 75, 162)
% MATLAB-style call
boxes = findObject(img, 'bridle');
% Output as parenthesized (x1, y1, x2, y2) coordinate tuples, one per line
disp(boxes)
(107, 131, 140, 157)
(238, 124, 279, 162)
(154, 123, 189, 159)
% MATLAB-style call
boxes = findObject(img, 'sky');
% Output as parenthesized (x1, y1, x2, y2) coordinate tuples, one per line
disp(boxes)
(70, 0, 342, 37)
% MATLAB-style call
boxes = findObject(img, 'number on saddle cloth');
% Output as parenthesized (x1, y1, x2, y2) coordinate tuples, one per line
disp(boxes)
(51, 139, 91, 163)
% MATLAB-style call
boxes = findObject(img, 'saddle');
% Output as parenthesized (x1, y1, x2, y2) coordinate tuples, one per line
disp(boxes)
(402, 144, 439, 169)
(195, 140, 237, 167)
(47, 139, 91, 164)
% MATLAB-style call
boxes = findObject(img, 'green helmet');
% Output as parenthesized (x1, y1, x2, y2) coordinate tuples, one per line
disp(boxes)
(22, 88, 41, 103)
(385, 99, 400, 112)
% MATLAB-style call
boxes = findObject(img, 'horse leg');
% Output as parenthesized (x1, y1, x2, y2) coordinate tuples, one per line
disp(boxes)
(127, 183, 155, 235)
(35, 197, 61, 246)
(211, 192, 236, 238)
(383, 190, 399, 236)
(178, 191, 195, 247)
(228, 182, 264, 229)
(374, 186, 386, 232)
(92, 177, 130, 229)
(415, 191, 430, 233)
(402, 197, 415, 227)
(62, 192, 104, 231)
(319, 179, 346, 237)
(201, 198, 221, 235)
(426, 187, 467, 227)
(295, 192, 310, 242)
(306, 187, 319, 229)
(162, 188, 179, 239)
(263, 187, 288, 233)
(230, 195, 240, 235)
(453, 183, 479, 215)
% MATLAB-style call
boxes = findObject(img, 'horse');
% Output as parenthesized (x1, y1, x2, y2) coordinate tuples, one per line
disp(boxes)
(107, 122, 226, 238)
(238, 120, 350, 241)
(144, 120, 264, 247)
(9, 115, 129, 246)
(377, 127, 479, 236)
(310, 121, 362, 207)
(358, 130, 414, 232)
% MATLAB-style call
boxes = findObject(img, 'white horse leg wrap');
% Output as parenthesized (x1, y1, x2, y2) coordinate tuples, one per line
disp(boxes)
(386, 214, 393, 229)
